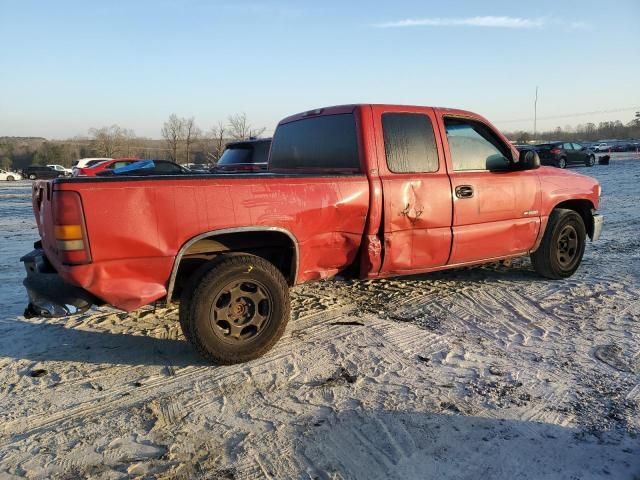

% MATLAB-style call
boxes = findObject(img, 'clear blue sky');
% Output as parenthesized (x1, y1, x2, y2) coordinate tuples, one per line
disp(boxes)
(1, 0, 638, 138)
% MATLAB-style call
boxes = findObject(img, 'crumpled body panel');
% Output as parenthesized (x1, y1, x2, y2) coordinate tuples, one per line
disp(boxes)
(47, 175, 370, 311)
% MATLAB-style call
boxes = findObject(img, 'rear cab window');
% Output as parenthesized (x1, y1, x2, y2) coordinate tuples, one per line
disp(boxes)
(269, 113, 360, 172)
(382, 113, 439, 173)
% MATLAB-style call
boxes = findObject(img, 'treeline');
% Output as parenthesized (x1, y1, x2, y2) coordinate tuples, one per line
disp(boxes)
(0, 112, 266, 171)
(505, 113, 640, 143)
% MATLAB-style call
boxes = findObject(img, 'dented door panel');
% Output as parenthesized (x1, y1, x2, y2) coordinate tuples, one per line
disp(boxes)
(369, 105, 453, 275)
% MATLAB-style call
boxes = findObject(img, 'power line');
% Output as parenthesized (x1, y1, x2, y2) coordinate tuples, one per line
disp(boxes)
(497, 106, 640, 125)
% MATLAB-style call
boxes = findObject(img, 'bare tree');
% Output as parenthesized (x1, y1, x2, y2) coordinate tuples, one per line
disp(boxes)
(89, 125, 125, 157)
(207, 121, 227, 163)
(183, 117, 201, 164)
(161, 114, 185, 162)
(121, 128, 137, 157)
(227, 113, 265, 140)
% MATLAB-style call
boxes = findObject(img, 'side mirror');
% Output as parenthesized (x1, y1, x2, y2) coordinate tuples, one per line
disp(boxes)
(518, 149, 540, 170)
(486, 154, 511, 171)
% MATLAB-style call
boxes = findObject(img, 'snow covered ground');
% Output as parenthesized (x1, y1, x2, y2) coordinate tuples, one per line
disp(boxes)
(0, 160, 639, 479)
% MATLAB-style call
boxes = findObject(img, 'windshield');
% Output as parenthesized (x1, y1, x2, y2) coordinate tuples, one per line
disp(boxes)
(218, 141, 270, 166)
(85, 159, 108, 168)
(217, 147, 253, 166)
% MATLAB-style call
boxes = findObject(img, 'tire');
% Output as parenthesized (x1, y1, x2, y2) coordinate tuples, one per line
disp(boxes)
(6, 175, 14, 181)
(178, 258, 226, 342)
(586, 155, 595, 167)
(185, 254, 290, 364)
(558, 157, 567, 169)
(28, 174, 36, 180)
(531, 208, 586, 279)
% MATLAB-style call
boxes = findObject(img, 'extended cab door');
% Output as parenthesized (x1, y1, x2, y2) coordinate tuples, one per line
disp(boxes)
(436, 112, 541, 265)
(371, 105, 453, 274)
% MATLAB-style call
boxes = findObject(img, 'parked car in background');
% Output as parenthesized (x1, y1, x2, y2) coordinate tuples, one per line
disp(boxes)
(533, 142, 595, 168)
(21, 165, 61, 180)
(214, 138, 271, 173)
(592, 143, 611, 152)
(96, 160, 190, 176)
(610, 143, 636, 152)
(71, 158, 112, 176)
(0, 169, 22, 181)
(47, 164, 72, 176)
(183, 163, 212, 173)
(75, 158, 140, 176)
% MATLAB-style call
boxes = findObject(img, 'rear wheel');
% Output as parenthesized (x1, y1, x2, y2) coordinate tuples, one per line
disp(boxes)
(531, 208, 586, 279)
(28, 174, 36, 180)
(182, 254, 290, 364)
(558, 157, 567, 169)
(586, 155, 595, 167)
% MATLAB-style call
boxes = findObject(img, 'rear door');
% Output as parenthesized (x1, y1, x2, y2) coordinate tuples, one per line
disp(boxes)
(373, 105, 453, 274)
(437, 113, 541, 265)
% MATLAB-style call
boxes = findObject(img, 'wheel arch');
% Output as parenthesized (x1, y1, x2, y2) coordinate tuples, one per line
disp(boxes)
(166, 226, 299, 304)
(552, 199, 595, 239)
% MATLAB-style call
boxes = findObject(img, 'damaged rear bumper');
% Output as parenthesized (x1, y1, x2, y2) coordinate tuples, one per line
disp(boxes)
(21, 248, 99, 318)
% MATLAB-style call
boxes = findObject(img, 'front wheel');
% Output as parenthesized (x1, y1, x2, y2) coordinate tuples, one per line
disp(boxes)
(586, 155, 595, 167)
(6, 175, 14, 181)
(531, 208, 586, 279)
(182, 254, 290, 364)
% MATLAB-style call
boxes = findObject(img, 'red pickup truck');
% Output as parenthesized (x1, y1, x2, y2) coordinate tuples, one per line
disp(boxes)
(22, 104, 603, 364)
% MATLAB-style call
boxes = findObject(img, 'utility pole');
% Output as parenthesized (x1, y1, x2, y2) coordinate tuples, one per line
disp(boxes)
(533, 86, 539, 141)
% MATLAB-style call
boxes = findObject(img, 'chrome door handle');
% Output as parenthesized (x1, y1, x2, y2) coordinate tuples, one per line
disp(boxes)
(455, 185, 474, 199)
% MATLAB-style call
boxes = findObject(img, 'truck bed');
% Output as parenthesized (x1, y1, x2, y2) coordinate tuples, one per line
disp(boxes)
(33, 173, 370, 310)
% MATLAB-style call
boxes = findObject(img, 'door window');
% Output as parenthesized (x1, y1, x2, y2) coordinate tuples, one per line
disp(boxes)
(572, 143, 583, 151)
(444, 118, 509, 171)
(563, 143, 573, 150)
(382, 113, 439, 173)
(109, 161, 134, 169)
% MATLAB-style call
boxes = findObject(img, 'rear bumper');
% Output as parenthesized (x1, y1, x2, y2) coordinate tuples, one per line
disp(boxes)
(592, 212, 604, 242)
(21, 248, 99, 318)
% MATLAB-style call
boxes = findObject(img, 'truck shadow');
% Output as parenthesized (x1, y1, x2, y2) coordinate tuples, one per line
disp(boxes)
(0, 319, 207, 367)
(289, 408, 639, 479)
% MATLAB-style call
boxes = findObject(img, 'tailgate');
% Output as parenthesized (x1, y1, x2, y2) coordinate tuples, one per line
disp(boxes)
(31, 180, 55, 246)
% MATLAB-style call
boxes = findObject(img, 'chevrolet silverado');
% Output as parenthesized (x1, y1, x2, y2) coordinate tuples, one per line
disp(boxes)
(22, 104, 603, 364)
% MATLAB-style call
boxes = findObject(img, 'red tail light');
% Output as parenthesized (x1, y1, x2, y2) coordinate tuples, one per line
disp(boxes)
(550, 148, 562, 154)
(52, 191, 92, 265)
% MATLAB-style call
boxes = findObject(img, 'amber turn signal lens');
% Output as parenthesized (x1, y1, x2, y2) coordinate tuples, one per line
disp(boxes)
(54, 224, 83, 240)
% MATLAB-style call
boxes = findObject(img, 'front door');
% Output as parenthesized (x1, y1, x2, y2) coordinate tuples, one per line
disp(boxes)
(563, 142, 578, 165)
(438, 114, 541, 265)
(372, 105, 453, 275)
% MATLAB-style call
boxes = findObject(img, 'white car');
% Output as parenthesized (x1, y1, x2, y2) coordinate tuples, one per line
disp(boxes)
(0, 169, 22, 181)
(592, 143, 611, 152)
(47, 164, 73, 176)
(71, 158, 111, 176)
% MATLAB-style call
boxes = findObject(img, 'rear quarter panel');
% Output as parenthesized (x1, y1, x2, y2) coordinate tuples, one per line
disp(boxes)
(52, 175, 369, 310)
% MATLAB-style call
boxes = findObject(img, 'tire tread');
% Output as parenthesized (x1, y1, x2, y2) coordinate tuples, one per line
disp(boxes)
(186, 254, 289, 364)
(531, 208, 585, 279)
